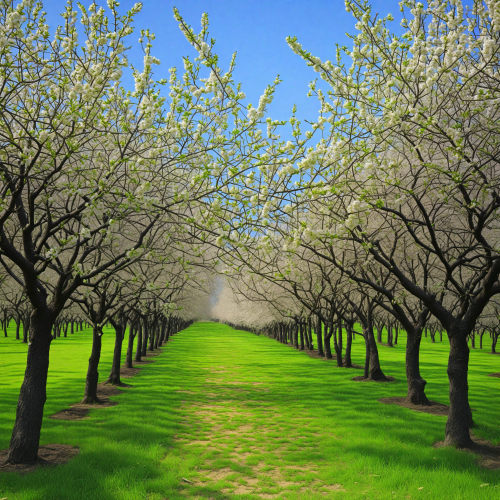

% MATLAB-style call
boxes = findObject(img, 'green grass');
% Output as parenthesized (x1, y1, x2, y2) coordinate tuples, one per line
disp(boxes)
(0, 322, 499, 499)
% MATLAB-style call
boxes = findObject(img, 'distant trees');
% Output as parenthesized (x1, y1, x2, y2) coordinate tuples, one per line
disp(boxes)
(212, 0, 500, 450)
(0, 0, 299, 465)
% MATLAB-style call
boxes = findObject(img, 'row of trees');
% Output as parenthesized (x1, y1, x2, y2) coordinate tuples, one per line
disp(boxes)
(209, 0, 500, 450)
(3, 0, 500, 464)
(0, 0, 306, 464)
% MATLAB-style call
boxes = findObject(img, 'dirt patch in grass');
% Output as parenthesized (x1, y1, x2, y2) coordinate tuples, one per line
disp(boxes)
(0, 444, 79, 474)
(433, 434, 500, 470)
(378, 396, 450, 416)
(120, 366, 141, 378)
(176, 399, 345, 498)
(50, 383, 125, 421)
(352, 375, 396, 383)
(488, 372, 500, 378)
(138, 350, 162, 358)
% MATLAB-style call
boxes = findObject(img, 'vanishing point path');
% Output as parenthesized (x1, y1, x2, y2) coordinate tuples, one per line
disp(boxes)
(2, 322, 499, 499)
(159, 323, 499, 500)
(167, 322, 344, 498)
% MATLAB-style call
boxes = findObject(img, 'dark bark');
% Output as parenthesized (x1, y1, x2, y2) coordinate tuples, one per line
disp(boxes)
(366, 322, 387, 380)
(343, 322, 353, 368)
(135, 323, 142, 362)
(148, 320, 155, 351)
(363, 332, 370, 379)
(141, 319, 148, 356)
(81, 327, 103, 404)
(324, 321, 333, 359)
(444, 332, 473, 448)
(107, 319, 124, 385)
(405, 329, 430, 405)
(7, 310, 54, 464)
(316, 317, 324, 356)
(125, 324, 136, 369)
(387, 325, 393, 347)
(22, 320, 28, 343)
(307, 317, 314, 350)
(333, 319, 343, 367)
(299, 321, 305, 350)
(15, 320, 20, 340)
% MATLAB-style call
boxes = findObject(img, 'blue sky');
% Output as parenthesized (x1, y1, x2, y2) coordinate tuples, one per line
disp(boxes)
(44, 0, 403, 134)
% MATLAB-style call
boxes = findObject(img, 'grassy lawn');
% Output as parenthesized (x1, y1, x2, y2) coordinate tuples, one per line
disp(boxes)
(0, 321, 499, 499)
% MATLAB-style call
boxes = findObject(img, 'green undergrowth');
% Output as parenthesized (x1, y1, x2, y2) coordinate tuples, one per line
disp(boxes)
(0, 322, 499, 499)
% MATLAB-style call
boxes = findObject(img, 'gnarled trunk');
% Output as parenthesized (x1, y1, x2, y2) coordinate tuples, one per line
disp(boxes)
(366, 323, 387, 380)
(7, 309, 54, 464)
(343, 322, 353, 368)
(405, 329, 429, 405)
(125, 325, 135, 368)
(135, 323, 142, 362)
(81, 327, 102, 404)
(107, 322, 124, 385)
(141, 320, 148, 356)
(316, 317, 324, 357)
(444, 332, 473, 448)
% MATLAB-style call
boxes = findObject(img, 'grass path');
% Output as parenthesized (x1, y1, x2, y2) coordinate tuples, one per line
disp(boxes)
(1, 322, 500, 499)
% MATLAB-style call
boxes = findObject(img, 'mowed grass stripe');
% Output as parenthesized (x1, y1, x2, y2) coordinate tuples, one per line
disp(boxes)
(0, 321, 499, 499)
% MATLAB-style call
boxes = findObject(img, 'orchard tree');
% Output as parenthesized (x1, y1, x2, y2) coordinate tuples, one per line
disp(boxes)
(0, 0, 303, 464)
(277, 0, 500, 447)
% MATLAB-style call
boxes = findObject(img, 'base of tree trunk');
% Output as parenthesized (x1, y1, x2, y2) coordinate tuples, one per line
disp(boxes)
(105, 376, 127, 387)
(0, 444, 79, 473)
(80, 395, 101, 405)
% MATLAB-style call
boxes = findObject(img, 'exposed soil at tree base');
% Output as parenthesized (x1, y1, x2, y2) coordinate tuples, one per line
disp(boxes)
(0, 444, 79, 474)
(433, 433, 500, 470)
(352, 375, 396, 382)
(488, 372, 500, 378)
(50, 383, 124, 420)
(378, 396, 450, 416)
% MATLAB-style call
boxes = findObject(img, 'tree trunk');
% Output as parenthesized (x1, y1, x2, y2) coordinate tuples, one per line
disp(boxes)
(15, 320, 20, 340)
(148, 325, 155, 352)
(141, 320, 148, 356)
(299, 321, 305, 350)
(125, 324, 135, 369)
(363, 333, 370, 379)
(81, 327, 103, 404)
(343, 323, 353, 368)
(405, 329, 429, 405)
(22, 322, 28, 343)
(7, 310, 54, 464)
(307, 318, 314, 350)
(135, 323, 142, 362)
(107, 321, 124, 385)
(444, 332, 473, 448)
(324, 321, 333, 359)
(333, 320, 343, 367)
(365, 322, 387, 380)
(316, 317, 324, 357)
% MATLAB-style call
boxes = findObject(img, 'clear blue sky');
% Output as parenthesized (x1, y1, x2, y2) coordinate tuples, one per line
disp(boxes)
(44, 0, 402, 131)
